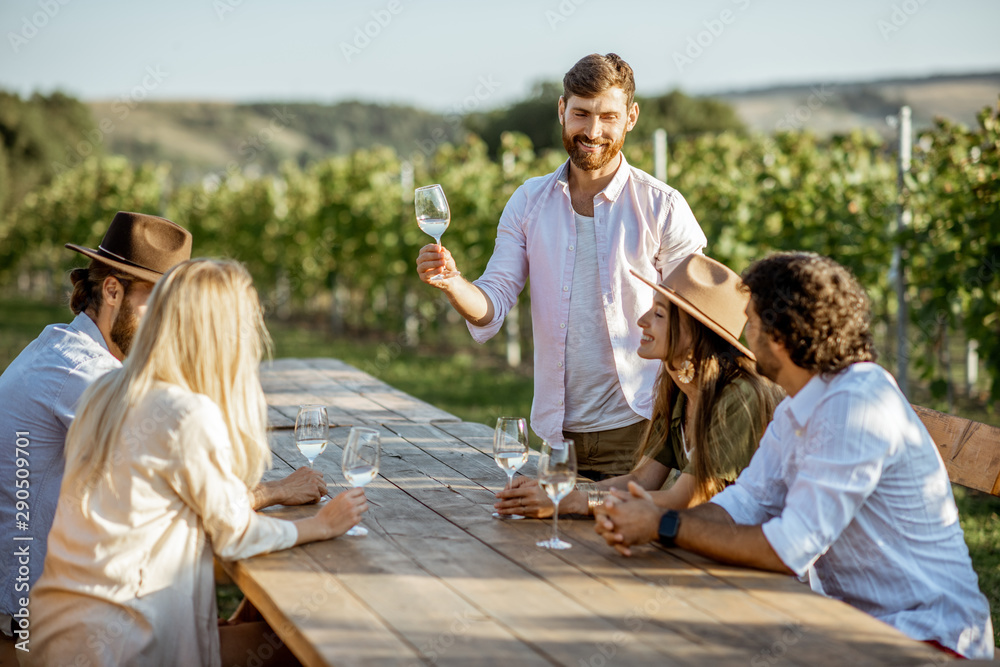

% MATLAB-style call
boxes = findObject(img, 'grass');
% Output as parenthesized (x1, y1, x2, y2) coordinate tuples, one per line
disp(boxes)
(954, 486, 1000, 647)
(266, 320, 535, 431)
(1, 297, 996, 642)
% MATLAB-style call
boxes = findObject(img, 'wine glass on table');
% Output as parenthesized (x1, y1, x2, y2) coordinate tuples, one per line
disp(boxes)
(492, 417, 530, 520)
(295, 405, 328, 468)
(415, 184, 453, 281)
(341, 427, 381, 536)
(536, 439, 576, 550)
(295, 405, 330, 503)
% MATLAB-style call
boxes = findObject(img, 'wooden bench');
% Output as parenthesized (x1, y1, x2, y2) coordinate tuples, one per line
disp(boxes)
(914, 404, 1000, 496)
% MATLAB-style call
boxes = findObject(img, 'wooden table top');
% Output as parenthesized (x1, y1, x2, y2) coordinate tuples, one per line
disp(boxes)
(223, 358, 960, 666)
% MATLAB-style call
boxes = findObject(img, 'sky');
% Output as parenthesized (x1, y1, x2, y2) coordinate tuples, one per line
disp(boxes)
(1, 0, 999, 112)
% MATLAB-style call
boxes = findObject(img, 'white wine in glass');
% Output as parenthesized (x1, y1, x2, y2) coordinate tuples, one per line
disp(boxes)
(492, 417, 529, 520)
(414, 184, 451, 281)
(295, 405, 328, 467)
(342, 427, 381, 536)
(536, 439, 576, 550)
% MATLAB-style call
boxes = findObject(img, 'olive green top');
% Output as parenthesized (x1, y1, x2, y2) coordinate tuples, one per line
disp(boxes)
(653, 377, 762, 483)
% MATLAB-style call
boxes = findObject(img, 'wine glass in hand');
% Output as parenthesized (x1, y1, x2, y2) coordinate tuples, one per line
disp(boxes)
(536, 440, 576, 550)
(295, 405, 330, 503)
(341, 427, 381, 536)
(415, 184, 452, 281)
(492, 417, 529, 520)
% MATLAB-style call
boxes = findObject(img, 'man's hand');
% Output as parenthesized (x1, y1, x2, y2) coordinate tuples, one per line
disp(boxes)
(594, 482, 663, 556)
(416, 243, 461, 287)
(252, 467, 326, 509)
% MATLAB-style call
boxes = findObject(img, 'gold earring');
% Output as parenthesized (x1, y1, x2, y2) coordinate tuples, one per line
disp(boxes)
(677, 357, 695, 384)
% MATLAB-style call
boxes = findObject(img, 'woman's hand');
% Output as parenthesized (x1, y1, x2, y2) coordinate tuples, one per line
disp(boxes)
(494, 476, 588, 517)
(295, 488, 368, 544)
(317, 488, 368, 537)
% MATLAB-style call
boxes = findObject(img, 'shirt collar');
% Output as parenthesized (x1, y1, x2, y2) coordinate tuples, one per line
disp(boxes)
(554, 153, 631, 202)
(786, 373, 828, 427)
(71, 311, 112, 354)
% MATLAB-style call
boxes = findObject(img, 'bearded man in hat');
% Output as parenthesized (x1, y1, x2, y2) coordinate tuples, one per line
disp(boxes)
(0, 212, 324, 638)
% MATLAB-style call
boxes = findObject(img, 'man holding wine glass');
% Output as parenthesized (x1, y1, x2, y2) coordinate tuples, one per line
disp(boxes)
(416, 53, 707, 480)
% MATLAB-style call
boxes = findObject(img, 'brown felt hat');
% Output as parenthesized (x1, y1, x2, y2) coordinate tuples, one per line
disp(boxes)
(66, 211, 192, 284)
(631, 254, 755, 361)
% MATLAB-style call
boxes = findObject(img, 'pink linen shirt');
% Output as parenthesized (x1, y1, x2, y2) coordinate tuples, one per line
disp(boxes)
(468, 155, 707, 443)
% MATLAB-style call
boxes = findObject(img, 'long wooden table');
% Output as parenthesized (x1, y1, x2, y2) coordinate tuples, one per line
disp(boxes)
(223, 357, 965, 666)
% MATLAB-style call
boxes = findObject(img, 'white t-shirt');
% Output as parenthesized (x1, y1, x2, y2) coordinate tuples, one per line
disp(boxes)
(563, 212, 643, 432)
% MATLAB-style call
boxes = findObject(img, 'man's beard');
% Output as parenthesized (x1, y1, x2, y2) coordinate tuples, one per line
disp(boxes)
(562, 124, 626, 172)
(110, 296, 140, 358)
(754, 348, 782, 384)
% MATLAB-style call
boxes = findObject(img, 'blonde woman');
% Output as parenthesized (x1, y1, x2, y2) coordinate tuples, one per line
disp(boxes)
(25, 260, 366, 667)
(495, 254, 783, 517)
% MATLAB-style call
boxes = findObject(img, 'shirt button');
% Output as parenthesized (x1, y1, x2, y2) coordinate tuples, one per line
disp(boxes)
(795, 429, 803, 437)
(557, 361, 563, 368)
(558, 400, 564, 406)
(563, 286, 569, 292)
(560, 323, 566, 329)
(569, 245, 575, 251)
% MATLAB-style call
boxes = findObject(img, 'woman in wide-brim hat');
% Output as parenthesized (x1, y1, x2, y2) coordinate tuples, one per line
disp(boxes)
(495, 254, 784, 517)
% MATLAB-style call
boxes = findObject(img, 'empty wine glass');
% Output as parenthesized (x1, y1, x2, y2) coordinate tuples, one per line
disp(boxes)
(536, 439, 576, 550)
(295, 405, 328, 468)
(415, 184, 451, 281)
(341, 427, 381, 536)
(492, 417, 529, 520)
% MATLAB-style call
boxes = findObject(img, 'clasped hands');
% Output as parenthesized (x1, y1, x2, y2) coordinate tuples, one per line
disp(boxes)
(495, 477, 665, 557)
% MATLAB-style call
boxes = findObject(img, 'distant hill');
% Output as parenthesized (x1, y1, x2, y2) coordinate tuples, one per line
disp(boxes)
(85, 99, 464, 182)
(713, 71, 1000, 136)
(83, 72, 1000, 180)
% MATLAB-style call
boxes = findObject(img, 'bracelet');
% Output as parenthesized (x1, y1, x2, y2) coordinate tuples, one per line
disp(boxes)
(578, 483, 608, 515)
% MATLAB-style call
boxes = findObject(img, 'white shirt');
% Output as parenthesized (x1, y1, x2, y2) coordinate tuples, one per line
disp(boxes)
(468, 155, 707, 443)
(712, 363, 994, 659)
(563, 212, 642, 431)
(25, 383, 297, 667)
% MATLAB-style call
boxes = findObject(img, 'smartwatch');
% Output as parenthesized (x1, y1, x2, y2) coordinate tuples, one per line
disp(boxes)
(657, 510, 681, 548)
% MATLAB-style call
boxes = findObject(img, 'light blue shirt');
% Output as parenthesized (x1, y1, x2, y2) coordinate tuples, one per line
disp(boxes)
(712, 363, 994, 659)
(0, 313, 120, 616)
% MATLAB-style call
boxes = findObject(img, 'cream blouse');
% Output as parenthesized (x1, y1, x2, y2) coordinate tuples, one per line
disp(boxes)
(24, 382, 297, 667)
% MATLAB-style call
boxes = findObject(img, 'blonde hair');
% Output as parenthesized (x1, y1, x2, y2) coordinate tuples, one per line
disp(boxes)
(64, 259, 273, 497)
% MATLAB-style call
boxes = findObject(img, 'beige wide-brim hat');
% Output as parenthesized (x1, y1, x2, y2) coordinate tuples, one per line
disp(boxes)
(631, 254, 755, 361)
(66, 211, 193, 284)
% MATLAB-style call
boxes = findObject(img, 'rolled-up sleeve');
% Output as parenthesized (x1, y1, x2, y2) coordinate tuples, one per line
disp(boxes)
(711, 416, 786, 526)
(468, 187, 529, 343)
(654, 191, 706, 277)
(759, 391, 890, 576)
(168, 398, 297, 561)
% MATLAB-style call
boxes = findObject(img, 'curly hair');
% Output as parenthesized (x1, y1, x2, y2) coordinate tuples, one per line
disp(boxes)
(741, 252, 876, 375)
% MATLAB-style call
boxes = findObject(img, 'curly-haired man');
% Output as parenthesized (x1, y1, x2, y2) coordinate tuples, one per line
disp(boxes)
(597, 252, 993, 659)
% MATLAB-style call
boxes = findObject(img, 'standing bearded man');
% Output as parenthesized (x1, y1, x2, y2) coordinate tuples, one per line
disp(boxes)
(417, 53, 707, 480)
